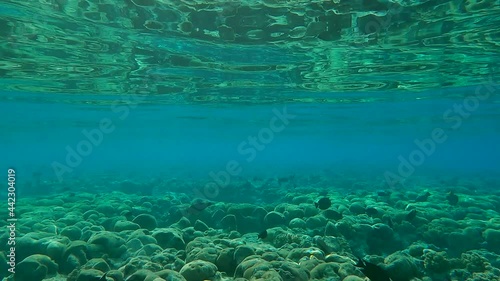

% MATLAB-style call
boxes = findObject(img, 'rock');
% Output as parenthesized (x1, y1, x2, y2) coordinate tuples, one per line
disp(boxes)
(322, 209, 343, 220)
(234, 246, 255, 265)
(282, 205, 305, 220)
(120, 269, 152, 281)
(291, 196, 310, 204)
(325, 222, 339, 236)
(84, 258, 110, 272)
(228, 204, 257, 218)
(337, 262, 359, 279)
(128, 229, 157, 245)
(16, 254, 58, 281)
(137, 244, 163, 256)
(61, 240, 88, 273)
(325, 254, 352, 263)
(220, 215, 237, 231)
(216, 248, 236, 275)
(273, 261, 309, 281)
(252, 207, 268, 221)
(83, 210, 100, 220)
(16, 232, 54, 261)
(186, 247, 219, 263)
(299, 257, 323, 271)
(423, 250, 450, 273)
(45, 240, 66, 262)
(287, 248, 324, 262)
(349, 202, 365, 215)
(264, 211, 285, 227)
(234, 257, 267, 278)
(155, 269, 188, 281)
(484, 229, 500, 252)
(371, 223, 393, 238)
(385, 252, 420, 281)
(179, 260, 218, 281)
(342, 275, 364, 281)
(106, 270, 124, 281)
(132, 214, 158, 230)
(60, 226, 82, 240)
(310, 263, 341, 280)
(114, 220, 141, 232)
(289, 218, 306, 229)
(194, 220, 210, 231)
(96, 203, 116, 216)
(172, 217, 191, 229)
(152, 228, 185, 250)
(127, 238, 144, 252)
(306, 215, 327, 229)
(87, 231, 127, 258)
(253, 269, 283, 281)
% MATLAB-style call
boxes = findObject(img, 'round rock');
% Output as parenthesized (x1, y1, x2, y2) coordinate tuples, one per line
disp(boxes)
(179, 260, 218, 281)
(132, 214, 158, 230)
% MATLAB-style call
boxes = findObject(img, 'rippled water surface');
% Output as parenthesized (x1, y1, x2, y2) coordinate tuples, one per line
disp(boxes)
(1, 0, 500, 101)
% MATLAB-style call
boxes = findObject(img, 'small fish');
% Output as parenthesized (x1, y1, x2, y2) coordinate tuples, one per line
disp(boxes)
(315, 197, 332, 210)
(446, 191, 459, 206)
(278, 175, 295, 186)
(415, 191, 431, 202)
(258, 230, 268, 239)
(406, 209, 417, 221)
(355, 258, 392, 281)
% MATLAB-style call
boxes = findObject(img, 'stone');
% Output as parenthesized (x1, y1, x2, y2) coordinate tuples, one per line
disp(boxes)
(289, 218, 306, 229)
(234, 245, 255, 265)
(114, 220, 141, 232)
(60, 226, 82, 240)
(132, 214, 158, 230)
(152, 228, 186, 250)
(179, 260, 218, 281)
(264, 211, 285, 227)
(220, 215, 237, 231)
(16, 254, 58, 281)
(194, 220, 209, 231)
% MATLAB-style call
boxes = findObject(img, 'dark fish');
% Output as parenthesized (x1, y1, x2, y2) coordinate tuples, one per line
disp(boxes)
(187, 199, 213, 215)
(258, 230, 268, 239)
(415, 191, 431, 202)
(406, 209, 417, 221)
(278, 177, 289, 185)
(365, 207, 378, 216)
(377, 190, 390, 196)
(315, 197, 332, 210)
(355, 258, 392, 281)
(446, 191, 459, 205)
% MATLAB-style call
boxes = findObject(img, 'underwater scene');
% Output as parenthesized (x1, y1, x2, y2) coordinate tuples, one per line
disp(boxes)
(1, 0, 500, 280)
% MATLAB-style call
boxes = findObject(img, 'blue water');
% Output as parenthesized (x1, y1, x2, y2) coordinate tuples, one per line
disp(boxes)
(2, 85, 499, 196)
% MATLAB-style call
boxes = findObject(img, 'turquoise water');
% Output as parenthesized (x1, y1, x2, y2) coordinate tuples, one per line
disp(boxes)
(2, 1, 500, 281)
(2, 87, 499, 193)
